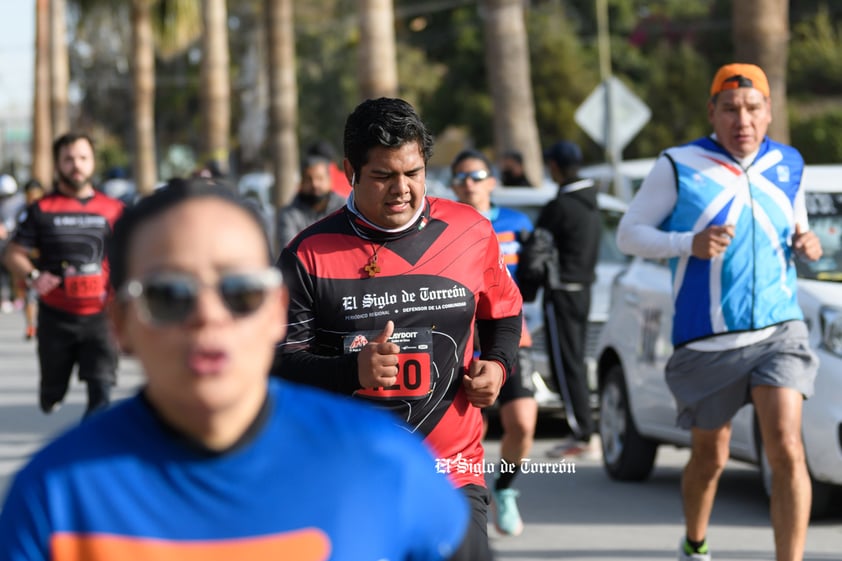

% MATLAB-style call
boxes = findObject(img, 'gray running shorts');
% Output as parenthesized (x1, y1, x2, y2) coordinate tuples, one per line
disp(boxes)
(665, 321, 818, 430)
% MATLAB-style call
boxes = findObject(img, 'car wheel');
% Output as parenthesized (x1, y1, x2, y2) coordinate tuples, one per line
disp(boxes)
(599, 364, 658, 481)
(753, 416, 842, 519)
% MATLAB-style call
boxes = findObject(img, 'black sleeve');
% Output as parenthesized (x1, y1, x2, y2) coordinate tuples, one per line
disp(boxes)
(10, 201, 40, 248)
(534, 200, 555, 232)
(269, 247, 364, 395)
(272, 349, 363, 395)
(476, 312, 522, 380)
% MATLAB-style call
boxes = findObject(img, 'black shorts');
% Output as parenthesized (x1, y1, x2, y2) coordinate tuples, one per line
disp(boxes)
(455, 483, 494, 560)
(37, 304, 119, 392)
(497, 346, 536, 405)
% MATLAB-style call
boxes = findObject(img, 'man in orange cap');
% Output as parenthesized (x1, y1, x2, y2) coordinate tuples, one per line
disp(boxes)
(617, 63, 822, 561)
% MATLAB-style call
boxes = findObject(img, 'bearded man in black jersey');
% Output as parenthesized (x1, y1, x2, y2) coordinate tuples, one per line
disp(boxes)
(4, 133, 124, 417)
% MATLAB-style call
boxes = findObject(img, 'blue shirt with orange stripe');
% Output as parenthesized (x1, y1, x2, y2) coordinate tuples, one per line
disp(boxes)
(0, 379, 468, 561)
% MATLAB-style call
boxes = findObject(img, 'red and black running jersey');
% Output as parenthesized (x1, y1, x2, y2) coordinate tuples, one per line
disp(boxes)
(275, 197, 523, 488)
(13, 191, 124, 315)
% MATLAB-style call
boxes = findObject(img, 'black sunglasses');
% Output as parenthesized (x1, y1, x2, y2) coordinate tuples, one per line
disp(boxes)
(451, 169, 491, 186)
(120, 268, 283, 326)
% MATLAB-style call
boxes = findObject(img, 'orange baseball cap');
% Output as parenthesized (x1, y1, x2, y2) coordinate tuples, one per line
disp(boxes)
(709, 63, 770, 98)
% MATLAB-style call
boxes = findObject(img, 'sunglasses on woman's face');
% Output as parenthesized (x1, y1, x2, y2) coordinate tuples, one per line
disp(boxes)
(120, 268, 283, 326)
(450, 169, 491, 186)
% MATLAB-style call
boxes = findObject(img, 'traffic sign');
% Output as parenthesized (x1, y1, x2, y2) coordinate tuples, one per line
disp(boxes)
(574, 76, 651, 150)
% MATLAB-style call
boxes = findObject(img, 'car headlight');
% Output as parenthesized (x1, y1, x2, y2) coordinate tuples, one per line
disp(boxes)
(820, 306, 842, 357)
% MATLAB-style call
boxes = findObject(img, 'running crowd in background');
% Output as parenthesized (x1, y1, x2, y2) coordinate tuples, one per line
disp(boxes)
(4, 64, 812, 558)
(0, 174, 26, 316)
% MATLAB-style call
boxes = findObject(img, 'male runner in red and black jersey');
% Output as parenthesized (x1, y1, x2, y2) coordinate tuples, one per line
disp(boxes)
(5, 133, 124, 417)
(274, 98, 523, 559)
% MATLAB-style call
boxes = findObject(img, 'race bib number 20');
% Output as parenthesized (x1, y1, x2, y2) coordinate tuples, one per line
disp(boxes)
(346, 327, 433, 400)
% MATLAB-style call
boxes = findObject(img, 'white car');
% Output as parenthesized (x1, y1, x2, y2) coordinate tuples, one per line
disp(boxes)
(594, 164, 842, 518)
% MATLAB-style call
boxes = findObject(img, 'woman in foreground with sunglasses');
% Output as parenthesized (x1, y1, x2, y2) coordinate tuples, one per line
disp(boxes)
(0, 178, 471, 560)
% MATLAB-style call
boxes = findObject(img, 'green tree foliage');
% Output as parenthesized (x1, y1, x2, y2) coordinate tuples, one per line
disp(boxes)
(529, 0, 717, 160)
(154, 55, 201, 151)
(789, 5, 842, 95)
(526, 3, 598, 155)
(787, 5, 842, 162)
(406, 6, 495, 149)
(67, 0, 842, 176)
(395, 42, 447, 119)
(791, 111, 842, 164)
(67, 3, 134, 173)
(295, 6, 358, 151)
(294, 0, 446, 156)
(151, 0, 202, 61)
(611, 36, 712, 159)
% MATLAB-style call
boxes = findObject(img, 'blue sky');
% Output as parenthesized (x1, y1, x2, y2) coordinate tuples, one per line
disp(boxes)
(0, 0, 35, 117)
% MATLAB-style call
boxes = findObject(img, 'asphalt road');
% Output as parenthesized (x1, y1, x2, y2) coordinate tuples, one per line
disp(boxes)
(1, 310, 840, 560)
(485, 423, 842, 560)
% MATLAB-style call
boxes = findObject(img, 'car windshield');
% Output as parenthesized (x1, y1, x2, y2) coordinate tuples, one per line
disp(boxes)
(796, 192, 842, 282)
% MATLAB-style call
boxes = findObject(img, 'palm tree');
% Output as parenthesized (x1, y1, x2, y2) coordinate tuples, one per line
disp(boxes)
(264, 0, 299, 208)
(733, 0, 790, 143)
(357, 0, 398, 99)
(479, 0, 543, 187)
(200, 0, 230, 175)
(130, 0, 157, 195)
(31, 0, 53, 189)
(132, 0, 202, 193)
(69, 0, 201, 194)
(50, 0, 70, 136)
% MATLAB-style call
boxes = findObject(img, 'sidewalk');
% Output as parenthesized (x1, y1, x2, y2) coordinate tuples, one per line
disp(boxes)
(0, 309, 143, 499)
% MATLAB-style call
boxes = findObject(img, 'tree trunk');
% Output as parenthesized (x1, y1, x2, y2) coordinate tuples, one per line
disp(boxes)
(237, 12, 268, 169)
(732, 0, 789, 143)
(357, 0, 398, 99)
(480, 0, 543, 188)
(31, 0, 53, 189)
(131, 0, 157, 195)
(200, 0, 231, 175)
(50, 0, 70, 136)
(264, 0, 299, 208)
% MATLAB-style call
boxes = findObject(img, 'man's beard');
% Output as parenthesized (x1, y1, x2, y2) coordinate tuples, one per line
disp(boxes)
(298, 191, 331, 206)
(58, 170, 92, 192)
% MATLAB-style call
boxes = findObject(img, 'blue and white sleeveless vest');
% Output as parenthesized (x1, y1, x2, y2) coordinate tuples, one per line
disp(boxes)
(661, 136, 804, 346)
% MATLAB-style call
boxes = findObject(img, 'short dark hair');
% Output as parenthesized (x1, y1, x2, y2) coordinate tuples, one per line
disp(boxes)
(501, 150, 524, 165)
(343, 98, 433, 182)
(450, 149, 492, 173)
(107, 177, 272, 292)
(300, 154, 332, 174)
(52, 132, 95, 164)
(23, 179, 43, 192)
(543, 140, 583, 169)
(306, 139, 338, 161)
